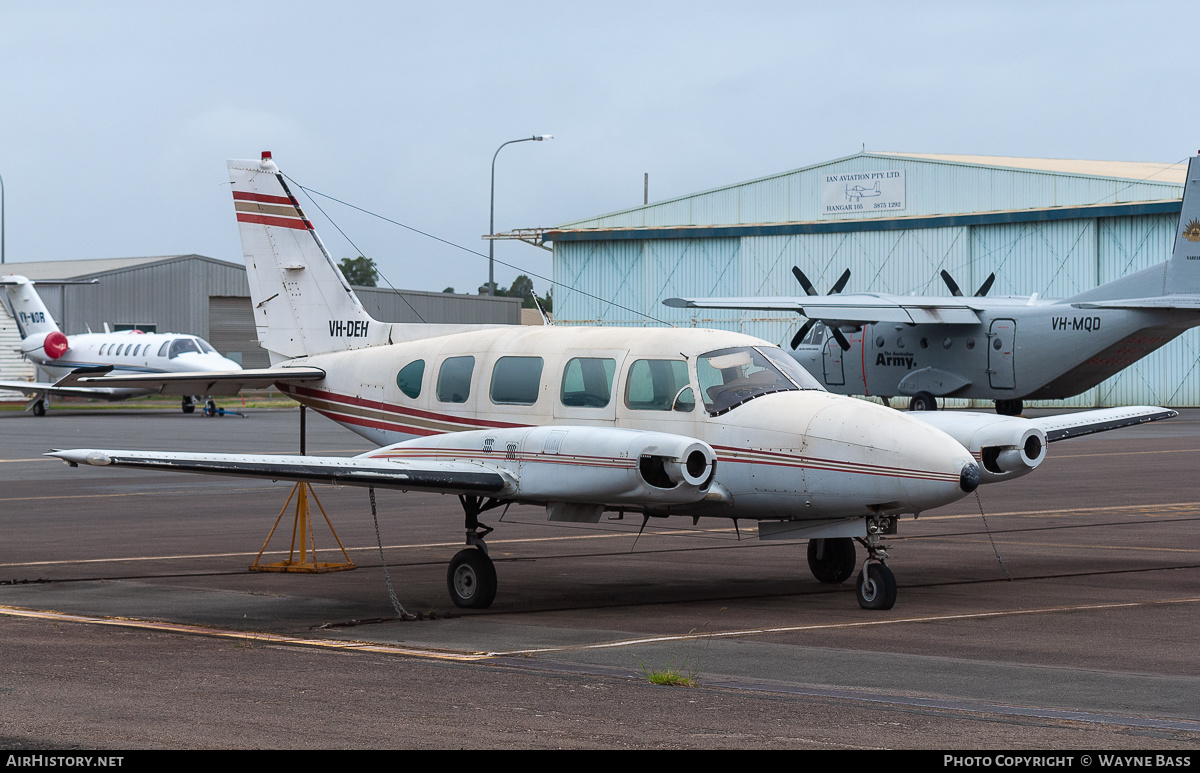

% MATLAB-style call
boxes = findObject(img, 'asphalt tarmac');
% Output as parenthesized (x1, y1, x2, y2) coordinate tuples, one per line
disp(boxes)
(1, 405, 1198, 749)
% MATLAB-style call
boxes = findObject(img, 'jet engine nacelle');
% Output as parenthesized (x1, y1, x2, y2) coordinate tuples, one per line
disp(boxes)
(20, 330, 69, 360)
(377, 426, 718, 506)
(905, 411, 1046, 484)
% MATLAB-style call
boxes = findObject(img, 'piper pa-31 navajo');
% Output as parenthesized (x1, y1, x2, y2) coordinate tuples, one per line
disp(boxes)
(666, 156, 1200, 415)
(0, 275, 242, 414)
(47, 153, 1176, 611)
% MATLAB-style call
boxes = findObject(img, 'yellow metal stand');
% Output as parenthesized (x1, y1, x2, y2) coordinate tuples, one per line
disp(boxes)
(250, 482, 357, 573)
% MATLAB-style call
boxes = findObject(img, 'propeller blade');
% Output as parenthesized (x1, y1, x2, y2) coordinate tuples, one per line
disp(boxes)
(789, 319, 816, 350)
(828, 268, 851, 295)
(791, 267, 818, 296)
(831, 327, 852, 351)
(975, 273, 996, 297)
(940, 270, 963, 297)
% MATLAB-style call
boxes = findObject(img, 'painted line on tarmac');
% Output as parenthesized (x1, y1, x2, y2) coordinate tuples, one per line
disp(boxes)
(921, 501, 1200, 521)
(494, 596, 1200, 656)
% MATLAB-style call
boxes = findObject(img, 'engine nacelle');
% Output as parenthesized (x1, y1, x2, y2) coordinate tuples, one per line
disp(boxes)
(906, 411, 1046, 484)
(369, 426, 718, 507)
(20, 330, 69, 360)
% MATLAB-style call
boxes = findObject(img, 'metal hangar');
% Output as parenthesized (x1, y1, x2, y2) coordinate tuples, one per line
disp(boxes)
(541, 152, 1194, 408)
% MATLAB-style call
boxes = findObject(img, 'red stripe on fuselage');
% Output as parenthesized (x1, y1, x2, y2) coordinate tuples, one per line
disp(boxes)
(232, 191, 293, 206)
(281, 383, 529, 430)
(236, 213, 310, 231)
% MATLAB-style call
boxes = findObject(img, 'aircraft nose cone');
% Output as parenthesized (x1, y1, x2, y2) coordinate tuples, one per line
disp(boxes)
(960, 462, 981, 493)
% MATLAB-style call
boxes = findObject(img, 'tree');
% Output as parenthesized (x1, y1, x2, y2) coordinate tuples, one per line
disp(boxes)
(508, 275, 535, 303)
(338, 256, 378, 287)
(442, 287, 455, 294)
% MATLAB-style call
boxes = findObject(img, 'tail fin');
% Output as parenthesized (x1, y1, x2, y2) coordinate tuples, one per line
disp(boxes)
(1164, 155, 1200, 294)
(0, 275, 61, 339)
(228, 154, 387, 361)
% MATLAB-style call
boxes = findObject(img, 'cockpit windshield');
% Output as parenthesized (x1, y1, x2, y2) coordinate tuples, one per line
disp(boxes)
(167, 338, 201, 358)
(697, 346, 822, 415)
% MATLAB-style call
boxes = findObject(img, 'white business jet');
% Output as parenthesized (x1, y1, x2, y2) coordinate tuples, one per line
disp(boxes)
(0, 275, 242, 415)
(48, 154, 1176, 610)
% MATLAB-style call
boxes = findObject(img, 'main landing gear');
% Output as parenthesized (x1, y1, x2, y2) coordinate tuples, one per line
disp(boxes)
(182, 396, 196, 414)
(446, 495, 503, 609)
(806, 516, 899, 610)
(30, 396, 49, 416)
(907, 391, 937, 411)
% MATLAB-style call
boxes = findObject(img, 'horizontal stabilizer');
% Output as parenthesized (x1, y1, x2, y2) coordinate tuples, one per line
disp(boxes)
(1071, 295, 1200, 310)
(47, 449, 512, 495)
(0, 379, 131, 401)
(1028, 406, 1178, 442)
(66, 366, 327, 396)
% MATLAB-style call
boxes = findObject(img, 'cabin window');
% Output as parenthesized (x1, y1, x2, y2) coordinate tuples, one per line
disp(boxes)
(99, 345, 107, 356)
(158, 342, 170, 357)
(491, 356, 544, 405)
(697, 346, 803, 415)
(437, 356, 475, 403)
(396, 360, 425, 399)
(624, 359, 691, 412)
(560, 357, 615, 408)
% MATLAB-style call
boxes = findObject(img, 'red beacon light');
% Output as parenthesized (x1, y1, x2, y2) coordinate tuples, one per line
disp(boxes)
(262, 151, 272, 160)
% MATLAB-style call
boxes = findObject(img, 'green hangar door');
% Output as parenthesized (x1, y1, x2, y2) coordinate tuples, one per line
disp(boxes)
(208, 296, 271, 369)
(988, 318, 1016, 390)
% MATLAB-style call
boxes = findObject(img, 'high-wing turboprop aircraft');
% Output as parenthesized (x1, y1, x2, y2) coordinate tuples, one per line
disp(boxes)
(666, 156, 1200, 415)
(0, 275, 243, 414)
(47, 154, 1176, 611)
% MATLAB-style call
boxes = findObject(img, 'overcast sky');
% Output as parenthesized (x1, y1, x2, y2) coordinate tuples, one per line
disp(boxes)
(1, 1, 1195, 296)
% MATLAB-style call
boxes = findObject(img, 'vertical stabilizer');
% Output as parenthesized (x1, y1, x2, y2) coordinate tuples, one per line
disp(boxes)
(0, 275, 61, 338)
(1164, 155, 1200, 295)
(229, 154, 388, 361)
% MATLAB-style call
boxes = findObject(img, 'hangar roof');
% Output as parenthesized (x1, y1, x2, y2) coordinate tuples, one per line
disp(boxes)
(548, 151, 1188, 239)
(0, 254, 241, 280)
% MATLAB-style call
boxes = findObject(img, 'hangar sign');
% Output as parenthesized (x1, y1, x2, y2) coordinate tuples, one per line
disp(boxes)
(821, 169, 906, 216)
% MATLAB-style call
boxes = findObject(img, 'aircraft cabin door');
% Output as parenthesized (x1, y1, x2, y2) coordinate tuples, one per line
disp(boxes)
(823, 335, 845, 386)
(988, 318, 1016, 389)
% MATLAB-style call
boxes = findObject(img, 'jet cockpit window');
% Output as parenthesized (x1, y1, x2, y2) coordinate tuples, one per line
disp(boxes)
(196, 338, 217, 354)
(396, 360, 425, 399)
(697, 346, 804, 415)
(490, 356, 544, 405)
(560, 357, 615, 408)
(168, 338, 201, 359)
(436, 356, 475, 403)
(624, 359, 691, 411)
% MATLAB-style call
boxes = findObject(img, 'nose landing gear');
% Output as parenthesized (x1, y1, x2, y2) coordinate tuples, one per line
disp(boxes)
(855, 516, 898, 610)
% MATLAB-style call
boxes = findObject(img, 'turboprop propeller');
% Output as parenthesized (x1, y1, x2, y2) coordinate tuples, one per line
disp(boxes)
(940, 269, 996, 298)
(790, 267, 852, 350)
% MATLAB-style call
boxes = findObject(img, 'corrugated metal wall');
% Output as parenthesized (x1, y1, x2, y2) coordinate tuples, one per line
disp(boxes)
(553, 211, 1200, 407)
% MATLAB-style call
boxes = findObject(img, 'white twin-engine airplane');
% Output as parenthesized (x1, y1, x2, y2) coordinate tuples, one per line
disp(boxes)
(0, 275, 242, 415)
(48, 153, 1177, 611)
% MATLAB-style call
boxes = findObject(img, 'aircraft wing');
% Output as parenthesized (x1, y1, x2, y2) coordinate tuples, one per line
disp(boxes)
(0, 379, 131, 401)
(47, 449, 513, 496)
(663, 294, 982, 325)
(57, 365, 328, 396)
(1026, 405, 1179, 442)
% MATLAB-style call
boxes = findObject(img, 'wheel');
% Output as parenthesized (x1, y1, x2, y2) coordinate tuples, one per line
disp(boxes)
(205, 399, 217, 417)
(856, 563, 897, 610)
(995, 399, 1023, 416)
(908, 391, 937, 411)
(182, 397, 195, 414)
(32, 398, 47, 417)
(447, 548, 497, 609)
(807, 537, 856, 584)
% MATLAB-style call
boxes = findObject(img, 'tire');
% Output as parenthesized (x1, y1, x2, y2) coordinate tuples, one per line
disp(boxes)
(807, 537, 856, 584)
(182, 397, 195, 414)
(856, 563, 897, 610)
(32, 399, 47, 417)
(908, 391, 937, 411)
(205, 399, 217, 417)
(447, 548, 497, 609)
(995, 399, 1023, 416)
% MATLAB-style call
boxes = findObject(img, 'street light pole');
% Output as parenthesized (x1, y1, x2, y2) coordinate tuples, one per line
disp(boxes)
(489, 134, 551, 296)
